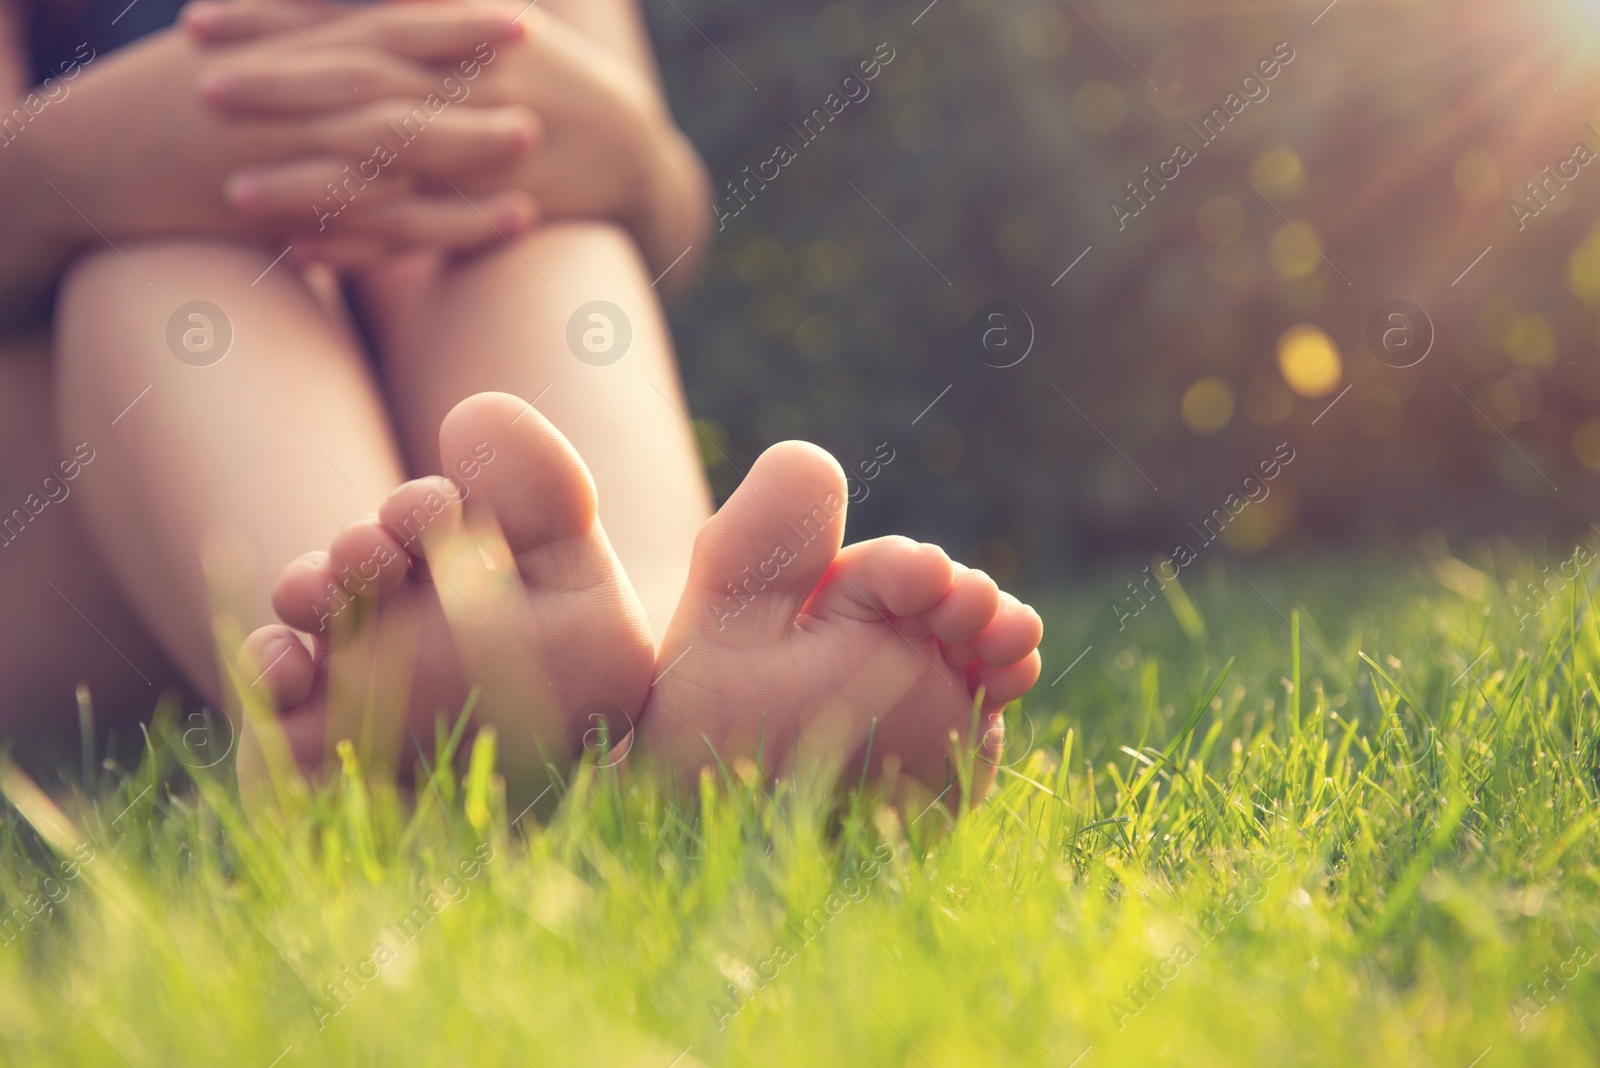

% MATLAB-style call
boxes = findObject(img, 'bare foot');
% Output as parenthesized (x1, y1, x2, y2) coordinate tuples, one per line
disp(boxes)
(235, 392, 654, 795)
(633, 441, 1042, 805)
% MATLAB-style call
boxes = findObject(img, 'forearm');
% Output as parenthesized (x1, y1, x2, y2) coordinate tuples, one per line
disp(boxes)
(0, 134, 90, 333)
(538, 0, 664, 91)
(631, 122, 710, 295)
(0, 26, 233, 334)
(0, 0, 88, 332)
(509, 0, 710, 289)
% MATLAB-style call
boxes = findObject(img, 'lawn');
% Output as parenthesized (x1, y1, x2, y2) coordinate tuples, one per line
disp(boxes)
(1, 545, 1598, 1067)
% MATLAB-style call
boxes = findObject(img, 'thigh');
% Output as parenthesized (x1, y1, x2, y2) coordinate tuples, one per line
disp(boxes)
(55, 239, 407, 699)
(0, 333, 188, 764)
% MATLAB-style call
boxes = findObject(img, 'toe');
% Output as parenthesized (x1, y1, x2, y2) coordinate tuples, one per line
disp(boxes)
(923, 566, 1001, 646)
(817, 536, 954, 622)
(970, 593, 1044, 666)
(327, 516, 410, 605)
(971, 649, 1042, 708)
(380, 475, 466, 560)
(438, 391, 597, 554)
(239, 626, 326, 774)
(681, 439, 848, 642)
(240, 625, 314, 709)
(271, 551, 334, 634)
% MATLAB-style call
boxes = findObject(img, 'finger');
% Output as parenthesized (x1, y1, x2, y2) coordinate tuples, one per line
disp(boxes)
(224, 157, 415, 224)
(186, 3, 528, 67)
(305, 103, 539, 177)
(290, 238, 394, 271)
(183, 1, 343, 43)
(318, 190, 537, 252)
(304, 6, 527, 64)
(201, 49, 443, 116)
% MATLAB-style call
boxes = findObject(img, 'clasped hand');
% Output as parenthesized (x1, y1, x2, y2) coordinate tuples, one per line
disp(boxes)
(18, 0, 705, 274)
(184, 0, 708, 272)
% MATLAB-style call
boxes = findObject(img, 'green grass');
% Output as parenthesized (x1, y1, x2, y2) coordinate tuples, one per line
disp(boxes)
(3, 545, 1600, 1067)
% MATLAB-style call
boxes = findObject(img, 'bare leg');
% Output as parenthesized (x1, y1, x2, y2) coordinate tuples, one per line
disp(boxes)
(363, 223, 711, 639)
(0, 333, 185, 762)
(55, 241, 408, 787)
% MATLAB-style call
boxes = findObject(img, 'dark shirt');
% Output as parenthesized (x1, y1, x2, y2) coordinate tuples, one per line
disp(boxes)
(26, 0, 187, 86)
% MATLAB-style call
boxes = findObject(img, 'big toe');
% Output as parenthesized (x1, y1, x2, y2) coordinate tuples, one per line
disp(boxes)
(677, 440, 850, 643)
(439, 391, 598, 553)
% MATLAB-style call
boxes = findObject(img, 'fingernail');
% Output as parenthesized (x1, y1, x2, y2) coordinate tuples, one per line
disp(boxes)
(498, 110, 537, 147)
(223, 173, 261, 207)
(183, 3, 222, 28)
(199, 72, 233, 103)
(500, 202, 533, 231)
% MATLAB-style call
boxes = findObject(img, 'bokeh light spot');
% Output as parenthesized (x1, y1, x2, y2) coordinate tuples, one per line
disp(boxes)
(798, 240, 855, 291)
(691, 417, 731, 470)
(1572, 417, 1600, 472)
(1270, 222, 1323, 279)
(1501, 371, 1540, 422)
(1503, 313, 1555, 369)
(1196, 195, 1247, 247)
(1568, 226, 1600, 306)
(1276, 324, 1342, 398)
(733, 236, 787, 288)
(1220, 494, 1292, 553)
(1180, 377, 1235, 434)
(1250, 145, 1305, 199)
(1072, 81, 1126, 135)
(880, 45, 923, 93)
(1017, 9, 1071, 59)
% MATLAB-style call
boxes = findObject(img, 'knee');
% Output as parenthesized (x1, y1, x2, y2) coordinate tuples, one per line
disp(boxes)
(512, 219, 645, 268)
(56, 238, 293, 368)
(56, 247, 131, 332)
(59, 238, 285, 314)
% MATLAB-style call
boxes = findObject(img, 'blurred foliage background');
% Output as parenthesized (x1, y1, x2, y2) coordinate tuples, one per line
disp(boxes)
(645, 0, 1600, 590)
